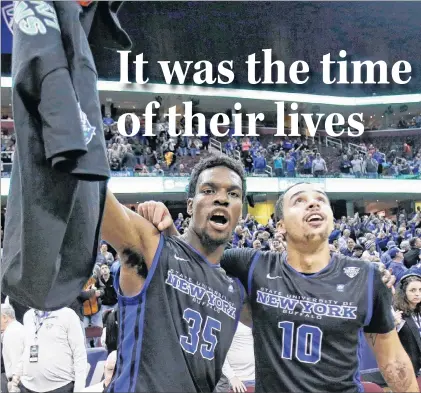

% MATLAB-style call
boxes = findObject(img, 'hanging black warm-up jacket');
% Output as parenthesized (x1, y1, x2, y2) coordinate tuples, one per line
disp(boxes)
(2, 1, 131, 311)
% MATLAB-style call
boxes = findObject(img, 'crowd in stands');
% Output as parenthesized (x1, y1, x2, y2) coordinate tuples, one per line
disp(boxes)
(2, 205, 421, 391)
(2, 112, 421, 178)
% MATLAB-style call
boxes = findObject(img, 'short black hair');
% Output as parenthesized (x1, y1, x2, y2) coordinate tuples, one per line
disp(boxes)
(353, 245, 364, 252)
(409, 237, 419, 248)
(274, 182, 310, 222)
(187, 154, 247, 202)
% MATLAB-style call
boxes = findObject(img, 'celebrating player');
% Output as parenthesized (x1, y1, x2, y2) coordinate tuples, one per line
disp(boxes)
(139, 182, 418, 392)
(101, 155, 246, 392)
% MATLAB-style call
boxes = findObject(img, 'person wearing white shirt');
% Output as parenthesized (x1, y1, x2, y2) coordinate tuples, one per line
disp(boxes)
(1, 304, 25, 391)
(10, 307, 87, 393)
(222, 322, 255, 392)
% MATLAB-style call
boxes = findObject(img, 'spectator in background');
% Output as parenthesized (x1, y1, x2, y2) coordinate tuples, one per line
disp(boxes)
(82, 275, 103, 346)
(152, 163, 164, 176)
(299, 152, 312, 175)
(241, 137, 251, 153)
(388, 248, 408, 284)
(99, 243, 114, 266)
(177, 135, 188, 156)
(221, 322, 255, 393)
(82, 351, 117, 392)
(404, 238, 421, 269)
(285, 152, 296, 177)
(312, 153, 327, 177)
(365, 153, 379, 178)
(144, 147, 157, 171)
(352, 245, 364, 259)
(339, 154, 352, 175)
(10, 308, 87, 393)
(381, 241, 398, 267)
(101, 308, 119, 355)
(338, 229, 351, 250)
(340, 238, 355, 257)
(273, 151, 284, 177)
(178, 163, 188, 176)
(351, 154, 365, 177)
(175, 213, 184, 231)
(97, 264, 117, 313)
(394, 275, 421, 377)
(164, 150, 177, 173)
(253, 151, 267, 174)
(1, 304, 25, 392)
(201, 135, 210, 151)
(121, 145, 137, 170)
(243, 151, 253, 173)
(252, 240, 262, 250)
(362, 240, 380, 262)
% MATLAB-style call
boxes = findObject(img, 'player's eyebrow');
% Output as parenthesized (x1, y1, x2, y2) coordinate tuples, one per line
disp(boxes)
(289, 190, 328, 201)
(200, 181, 242, 192)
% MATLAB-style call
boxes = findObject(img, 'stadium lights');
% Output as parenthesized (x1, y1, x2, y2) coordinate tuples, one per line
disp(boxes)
(1, 77, 421, 106)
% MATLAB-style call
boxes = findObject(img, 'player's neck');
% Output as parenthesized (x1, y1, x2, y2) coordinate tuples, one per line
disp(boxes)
(183, 229, 225, 265)
(286, 242, 331, 273)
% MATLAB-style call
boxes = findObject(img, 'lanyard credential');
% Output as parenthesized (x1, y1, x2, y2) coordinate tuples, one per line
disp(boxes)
(34, 310, 51, 340)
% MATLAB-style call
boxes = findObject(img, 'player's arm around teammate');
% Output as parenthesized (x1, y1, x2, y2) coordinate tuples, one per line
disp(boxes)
(101, 190, 161, 296)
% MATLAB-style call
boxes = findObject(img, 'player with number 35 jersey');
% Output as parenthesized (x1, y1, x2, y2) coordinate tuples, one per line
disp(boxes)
(101, 156, 247, 392)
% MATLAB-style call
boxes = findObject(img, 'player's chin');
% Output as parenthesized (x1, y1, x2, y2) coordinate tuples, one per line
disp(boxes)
(205, 230, 231, 245)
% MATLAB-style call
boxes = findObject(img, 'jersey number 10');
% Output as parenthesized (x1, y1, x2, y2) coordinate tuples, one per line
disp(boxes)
(180, 308, 222, 360)
(279, 321, 323, 364)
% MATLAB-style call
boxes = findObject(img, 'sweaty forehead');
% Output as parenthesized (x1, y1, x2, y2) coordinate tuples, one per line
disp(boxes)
(283, 183, 326, 201)
(197, 166, 242, 189)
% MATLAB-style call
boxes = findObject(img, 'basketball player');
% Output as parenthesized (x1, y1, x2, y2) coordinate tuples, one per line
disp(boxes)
(138, 182, 417, 392)
(101, 155, 246, 392)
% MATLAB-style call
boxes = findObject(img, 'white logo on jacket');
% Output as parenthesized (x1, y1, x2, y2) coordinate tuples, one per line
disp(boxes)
(79, 103, 96, 145)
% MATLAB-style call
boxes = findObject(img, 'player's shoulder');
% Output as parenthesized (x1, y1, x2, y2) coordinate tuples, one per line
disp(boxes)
(58, 307, 79, 319)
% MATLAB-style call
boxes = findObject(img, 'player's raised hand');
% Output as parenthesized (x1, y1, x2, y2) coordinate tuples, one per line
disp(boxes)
(377, 264, 396, 289)
(137, 201, 174, 232)
(229, 376, 247, 393)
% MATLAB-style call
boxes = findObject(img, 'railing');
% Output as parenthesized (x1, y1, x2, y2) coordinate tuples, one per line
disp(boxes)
(325, 136, 342, 149)
(209, 137, 222, 153)
(348, 142, 366, 155)
(233, 149, 241, 161)
(265, 165, 273, 177)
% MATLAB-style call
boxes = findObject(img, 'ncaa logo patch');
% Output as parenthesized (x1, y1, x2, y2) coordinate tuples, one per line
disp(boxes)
(78, 103, 96, 145)
(336, 284, 345, 292)
(344, 267, 360, 278)
(2, 3, 14, 35)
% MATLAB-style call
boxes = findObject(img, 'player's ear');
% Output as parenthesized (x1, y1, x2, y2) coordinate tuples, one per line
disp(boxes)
(187, 198, 193, 216)
(276, 219, 286, 235)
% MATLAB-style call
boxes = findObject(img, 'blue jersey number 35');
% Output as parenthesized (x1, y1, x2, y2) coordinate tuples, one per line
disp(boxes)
(180, 308, 222, 360)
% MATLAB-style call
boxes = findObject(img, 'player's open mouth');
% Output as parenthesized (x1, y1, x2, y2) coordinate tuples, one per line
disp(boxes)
(304, 212, 326, 227)
(209, 211, 229, 230)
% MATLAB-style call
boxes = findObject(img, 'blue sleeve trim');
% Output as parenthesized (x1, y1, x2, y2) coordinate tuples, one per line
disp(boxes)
(115, 234, 164, 305)
(247, 252, 261, 298)
(364, 263, 375, 326)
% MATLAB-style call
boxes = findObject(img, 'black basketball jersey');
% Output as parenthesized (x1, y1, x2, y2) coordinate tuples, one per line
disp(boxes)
(221, 249, 394, 393)
(107, 235, 244, 393)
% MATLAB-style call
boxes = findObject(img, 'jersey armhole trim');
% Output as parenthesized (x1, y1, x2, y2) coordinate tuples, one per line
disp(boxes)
(233, 278, 245, 332)
(116, 234, 164, 305)
(247, 252, 261, 297)
(364, 263, 375, 326)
